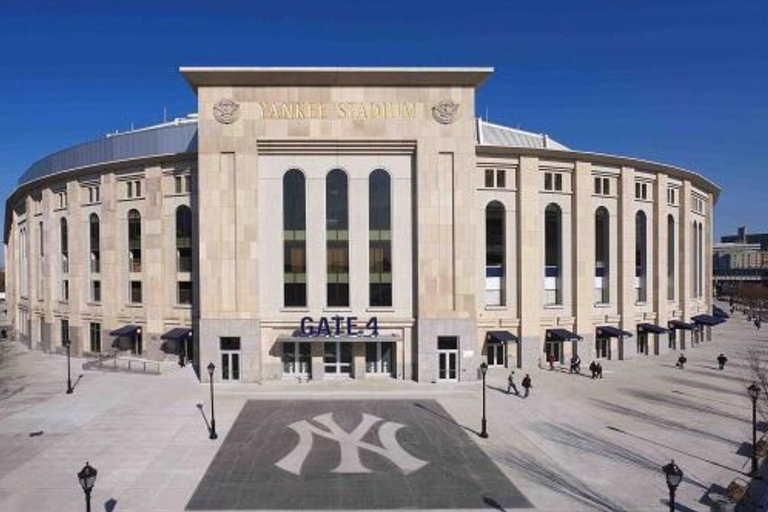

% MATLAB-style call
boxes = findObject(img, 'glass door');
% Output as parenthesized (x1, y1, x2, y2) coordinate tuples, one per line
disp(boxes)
(220, 337, 241, 381)
(596, 337, 611, 359)
(437, 336, 458, 381)
(283, 342, 311, 376)
(487, 342, 505, 366)
(366, 342, 394, 375)
(324, 342, 351, 375)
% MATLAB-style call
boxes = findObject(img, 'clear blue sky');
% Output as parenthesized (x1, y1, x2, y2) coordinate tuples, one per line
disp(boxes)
(1, 0, 766, 265)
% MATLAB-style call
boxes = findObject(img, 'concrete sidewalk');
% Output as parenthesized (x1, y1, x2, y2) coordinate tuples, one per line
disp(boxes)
(0, 312, 765, 511)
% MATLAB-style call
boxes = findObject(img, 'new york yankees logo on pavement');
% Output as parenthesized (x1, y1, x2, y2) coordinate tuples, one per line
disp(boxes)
(276, 412, 428, 475)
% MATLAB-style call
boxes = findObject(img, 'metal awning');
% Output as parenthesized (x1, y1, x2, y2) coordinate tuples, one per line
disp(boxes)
(692, 314, 724, 326)
(486, 331, 519, 344)
(668, 320, 695, 331)
(546, 329, 582, 342)
(276, 334, 402, 343)
(596, 326, 633, 338)
(713, 305, 730, 319)
(109, 324, 141, 337)
(161, 328, 192, 341)
(638, 323, 669, 334)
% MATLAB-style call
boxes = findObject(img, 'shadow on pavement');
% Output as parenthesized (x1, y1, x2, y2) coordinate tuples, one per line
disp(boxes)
(105, 498, 118, 511)
(196, 403, 213, 436)
(490, 447, 625, 511)
(662, 375, 746, 397)
(482, 496, 506, 511)
(591, 399, 740, 447)
(413, 402, 482, 437)
(606, 425, 750, 478)
(620, 388, 750, 424)
(487, 385, 525, 399)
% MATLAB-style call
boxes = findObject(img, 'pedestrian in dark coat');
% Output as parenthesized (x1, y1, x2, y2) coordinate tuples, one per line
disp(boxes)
(521, 374, 532, 398)
(506, 371, 519, 395)
(589, 361, 598, 379)
(676, 353, 687, 370)
(596, 362, 603, 379)
(717, 353, 728, 370)
(548, 353, 556, 371)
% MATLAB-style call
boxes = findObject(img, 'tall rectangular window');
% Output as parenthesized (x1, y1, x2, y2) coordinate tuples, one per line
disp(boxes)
(130, 281, 142, 304)
(369, 170, 392, 307)
(177, 281, 193, 305)
(90, 322, 101, 353)
(327, 169, 349, 307)
(283, 170, 307, 307)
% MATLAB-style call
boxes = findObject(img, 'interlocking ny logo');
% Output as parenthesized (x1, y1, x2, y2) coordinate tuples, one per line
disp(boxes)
(276, 412, 428, 475)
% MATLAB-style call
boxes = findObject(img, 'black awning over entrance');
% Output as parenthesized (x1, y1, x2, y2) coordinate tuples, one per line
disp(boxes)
(596, 326, 633, 338)
(546, 329, 582, 342)
(713, 305, 730, 319)
(486, 331, 519, 344)
(161, 327, 192, 341)
(692, 314, 723, 326)
(110, 324, 141, 337)
(668, 320, 695, 331)
(638, 323, 669, 334)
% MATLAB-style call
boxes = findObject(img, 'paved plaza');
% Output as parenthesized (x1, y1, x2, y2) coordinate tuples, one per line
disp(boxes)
(0, 309, 767, 511)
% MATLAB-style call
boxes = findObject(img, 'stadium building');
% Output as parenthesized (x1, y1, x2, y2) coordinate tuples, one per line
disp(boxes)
(3, 67, 720, 383)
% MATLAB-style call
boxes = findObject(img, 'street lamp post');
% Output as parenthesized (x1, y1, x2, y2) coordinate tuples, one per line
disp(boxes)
(64, 338, 73, 394)
(77, 462, 97, 512)
(208, 362, 218, 440)
(662, 459, 683, 512)
(749, 383, 761, 477)
(479, 362, 488, 438)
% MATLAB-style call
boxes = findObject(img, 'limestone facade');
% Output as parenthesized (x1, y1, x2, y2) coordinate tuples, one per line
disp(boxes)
(3, 67, 719, 383)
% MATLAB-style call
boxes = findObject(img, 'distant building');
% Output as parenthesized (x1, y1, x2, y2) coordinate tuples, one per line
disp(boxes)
(714, 227, 768, 294)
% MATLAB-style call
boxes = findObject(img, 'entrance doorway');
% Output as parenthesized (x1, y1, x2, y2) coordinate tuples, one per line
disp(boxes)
(544, 341, 562, 364)
(596, 337, 611, 359)
(636, 332, 649, 355)
(668, 330, 676, 350)
(220, 337, 241, 381)
(366, 342, 394, 376)
(437, 336, 458, 381)
(487, 342, 505, 367)
(324, 342, 352, 375)
(282, 342, 311, 377)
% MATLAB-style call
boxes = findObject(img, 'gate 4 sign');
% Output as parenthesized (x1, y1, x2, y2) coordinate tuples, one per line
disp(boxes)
(299, 316, 379, 337)
(276, 412, 428, 475)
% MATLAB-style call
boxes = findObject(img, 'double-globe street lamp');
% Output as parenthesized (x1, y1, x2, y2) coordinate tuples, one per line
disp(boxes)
(208, 362, 218, 440)
(479, 362, 489, 438)
(662, 459, 683, 512)
(748, 383, 761, 477)
(77, 462, 97, 512)
(64, 337, 74, 394)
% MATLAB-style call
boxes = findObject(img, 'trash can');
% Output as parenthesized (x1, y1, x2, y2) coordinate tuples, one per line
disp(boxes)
(708, 493, 736, 512)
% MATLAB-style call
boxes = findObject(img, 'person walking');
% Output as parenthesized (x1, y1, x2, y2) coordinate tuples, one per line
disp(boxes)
(596, 362, 604, 379)
(589, 361, 598, 379)
(570, 354, 581, 374)
(717, 353, 728, 370)
(548, 352, 556, 371)
(522, 374, 532, 398)
(506, 370, 519, 395)
(676, 353, 687, 370)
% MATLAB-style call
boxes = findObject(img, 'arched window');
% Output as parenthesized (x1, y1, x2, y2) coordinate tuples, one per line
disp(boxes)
(59, 218, 68, 274)
(176, 206, 192, 272)
(667, 215, 675, 300)
(544, 203, 562, 305)
(485, 201, 505, 306)
(595, 207, 610, 303)
(60, 218, 69, 301)
(128, 210, 142, 273)
(635, 211, 647, 302)
(127, 210, 142, 303)
(326, 169, 349, 307)
(175, 206, 193, 305)
(89, 214, 100, 274)
(89, 214, 101, 302)
(369, 169, 392, 307)
(283, 170, 306, 307)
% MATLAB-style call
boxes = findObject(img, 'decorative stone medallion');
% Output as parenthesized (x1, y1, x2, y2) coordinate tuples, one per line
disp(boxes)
(213, 99, 240, 124)
(431, 100, 459, 124)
